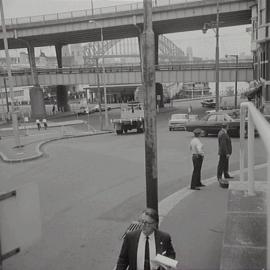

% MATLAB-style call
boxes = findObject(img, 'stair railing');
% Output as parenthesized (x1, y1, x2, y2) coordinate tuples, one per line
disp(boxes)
(240, 101, 270, 269)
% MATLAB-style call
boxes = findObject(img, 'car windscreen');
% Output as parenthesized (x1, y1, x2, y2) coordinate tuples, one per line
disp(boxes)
(172, 115, 187, 120)
(188, 115, 198, 120)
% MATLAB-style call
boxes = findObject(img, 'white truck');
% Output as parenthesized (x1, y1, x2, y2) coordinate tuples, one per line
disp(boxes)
(112, 102, 144, 135)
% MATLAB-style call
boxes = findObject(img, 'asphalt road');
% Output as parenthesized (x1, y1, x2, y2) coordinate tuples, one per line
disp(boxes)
(1, 98, 267, 270)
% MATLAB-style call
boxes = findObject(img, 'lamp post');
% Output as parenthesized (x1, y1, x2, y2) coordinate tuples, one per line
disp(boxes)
(90, 0, 94, 15)
(202, 0, 220, 111)
(3, 77, 9, 113)
(226, 54, 239, 109)
(89, 20, 109, 129)
(0, 0, 21, 147)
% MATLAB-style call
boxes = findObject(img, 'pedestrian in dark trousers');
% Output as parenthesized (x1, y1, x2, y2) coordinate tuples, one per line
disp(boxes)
(217, 124, 234, 185)
(36, 119, 41, 130)
(42, 118, 48, 130)
(190, 128, 205, 190)
(52, 104, 56, 115)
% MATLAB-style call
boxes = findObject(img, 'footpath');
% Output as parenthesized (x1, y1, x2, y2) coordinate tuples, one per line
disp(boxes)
(0, 118, 112, 162)
(0, 109, 266, 270)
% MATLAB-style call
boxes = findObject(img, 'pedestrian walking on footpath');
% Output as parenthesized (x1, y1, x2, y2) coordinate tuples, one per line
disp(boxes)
(217, 123, 234, 188)
(188, 104, 192, 115)
(52, 104, 56, 115)
(190, 128, 205, 190)
(36, 119, 41, 130)
(115, 208, 176, 270)
(42, 118, 48, 130)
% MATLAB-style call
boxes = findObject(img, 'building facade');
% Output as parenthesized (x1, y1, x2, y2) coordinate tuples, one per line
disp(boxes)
(251, 0, 270, 113)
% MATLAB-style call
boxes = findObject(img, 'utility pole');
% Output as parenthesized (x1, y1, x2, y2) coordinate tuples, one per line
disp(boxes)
(3, 77, 9, 113)
(215, 0, 220, 111)
(0, 0, 21, 147)
(89, 20, 109, 129)
(202, 0, 220, 111)
(142, 0, 158, 212)
(226, 54, 238, 109)
(90, 0, 94, 15)
(234, 55, 238, 109)
(95, 58, 103, 130)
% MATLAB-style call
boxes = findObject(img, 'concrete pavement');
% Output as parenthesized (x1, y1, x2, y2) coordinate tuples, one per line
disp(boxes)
(158, 165, 267, 270)
(0, 119, 112, 162)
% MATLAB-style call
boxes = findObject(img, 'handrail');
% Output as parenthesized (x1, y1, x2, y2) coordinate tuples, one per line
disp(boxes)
(240, 101, 270, 270)
(0, 61, 253, 77)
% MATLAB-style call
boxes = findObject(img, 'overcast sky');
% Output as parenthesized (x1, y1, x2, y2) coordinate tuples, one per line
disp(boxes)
(3, 0, 252, 59)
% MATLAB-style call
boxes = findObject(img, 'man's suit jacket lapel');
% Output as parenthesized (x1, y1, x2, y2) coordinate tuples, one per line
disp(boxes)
(155, 230, 162, 255)
(131, 230, 141, 270)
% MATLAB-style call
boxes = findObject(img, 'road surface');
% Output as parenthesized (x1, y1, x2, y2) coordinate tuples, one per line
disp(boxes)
(1, 99, 266, 270)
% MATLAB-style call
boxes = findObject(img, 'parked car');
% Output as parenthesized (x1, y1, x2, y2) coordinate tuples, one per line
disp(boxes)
(89, 104, 112, 113)
(169, 114, 189, 131)
(188, 114, 199, 121)
(185, 110, 243, 137)
(201, 99, 216, 108)
(77, 106, 89, 115)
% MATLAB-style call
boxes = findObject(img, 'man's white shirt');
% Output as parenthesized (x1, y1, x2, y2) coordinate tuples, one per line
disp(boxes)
(190, 137, 204, 155)
(137, 231, 156, 270)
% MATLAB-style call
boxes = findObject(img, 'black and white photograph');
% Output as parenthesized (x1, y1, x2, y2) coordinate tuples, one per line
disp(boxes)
(0, 0, 269, 269)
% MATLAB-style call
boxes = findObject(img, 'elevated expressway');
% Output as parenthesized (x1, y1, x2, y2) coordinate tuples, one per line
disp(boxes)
(0, 0, 254, 49)
(0, 0, 255, 116)
(0, 61, 253, 88)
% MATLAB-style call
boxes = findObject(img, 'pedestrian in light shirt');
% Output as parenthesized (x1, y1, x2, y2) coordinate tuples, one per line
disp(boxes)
(190, 128, 205, 190)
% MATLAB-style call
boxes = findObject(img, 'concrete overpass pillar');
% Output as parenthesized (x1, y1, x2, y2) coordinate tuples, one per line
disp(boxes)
(138, 33, 144, 78)
(154, 33, 159, 65)
(55, 44, 70, 112)
(27, 45, 46, 118)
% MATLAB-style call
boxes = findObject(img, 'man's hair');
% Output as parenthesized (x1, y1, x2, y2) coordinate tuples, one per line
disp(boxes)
(143, 208, 159, 223)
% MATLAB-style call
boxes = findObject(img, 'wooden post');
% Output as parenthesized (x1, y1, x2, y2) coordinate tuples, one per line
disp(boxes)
(142, 0, 158, 213)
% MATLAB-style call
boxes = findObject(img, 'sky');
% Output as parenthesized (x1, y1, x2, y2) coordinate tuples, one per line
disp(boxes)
(2, 0, 252, 59)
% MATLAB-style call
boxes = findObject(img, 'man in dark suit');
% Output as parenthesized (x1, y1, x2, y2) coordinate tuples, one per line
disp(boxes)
(116, 208, 176, 270)
(217, 123, 234, 185)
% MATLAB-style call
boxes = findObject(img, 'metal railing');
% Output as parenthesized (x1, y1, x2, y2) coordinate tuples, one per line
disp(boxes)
(239, 101, 270, 269)
(4, 0, 205, 26)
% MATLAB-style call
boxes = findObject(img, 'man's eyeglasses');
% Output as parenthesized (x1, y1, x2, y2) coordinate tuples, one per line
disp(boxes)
(141, 220, 155, 226)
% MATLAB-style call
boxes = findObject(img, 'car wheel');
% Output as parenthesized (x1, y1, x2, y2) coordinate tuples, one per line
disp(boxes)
(169, 127, 172, 131)
(116, 129, 123, 135)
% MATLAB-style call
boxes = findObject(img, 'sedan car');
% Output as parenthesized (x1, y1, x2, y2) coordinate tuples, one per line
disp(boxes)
(201, 99, 216, 108)
(185, 111, 242, 137)
(89, 104, 112, 113)
(77, 106, 89, 115)
(169, 114, 189, 131)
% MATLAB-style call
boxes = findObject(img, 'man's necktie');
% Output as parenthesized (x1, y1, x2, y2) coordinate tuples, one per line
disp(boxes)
(144, 236, 150, 270)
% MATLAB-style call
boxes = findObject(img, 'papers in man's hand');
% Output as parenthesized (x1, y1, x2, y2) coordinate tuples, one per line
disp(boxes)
(151, 254, 178, 269)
